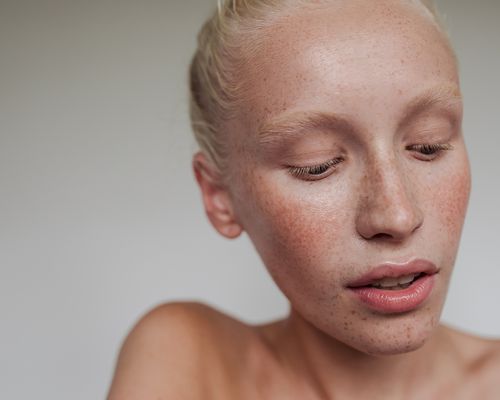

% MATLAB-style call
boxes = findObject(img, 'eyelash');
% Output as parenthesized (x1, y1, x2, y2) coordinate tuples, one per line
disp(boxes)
(288, 157, 344, 180)
(406, 143, 453, 159)
(287, 143, 453, 180)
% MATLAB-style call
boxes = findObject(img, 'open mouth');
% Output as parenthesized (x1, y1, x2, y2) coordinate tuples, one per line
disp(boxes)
(364, 272, 427, 290)
(346, 260, 438, 313)
(346, 259, 439, 291)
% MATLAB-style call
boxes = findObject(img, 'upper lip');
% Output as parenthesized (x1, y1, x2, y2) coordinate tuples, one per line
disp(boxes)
(346, 259, 439, 288)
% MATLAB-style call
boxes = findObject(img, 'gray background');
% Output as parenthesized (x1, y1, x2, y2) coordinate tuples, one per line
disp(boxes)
(0, 1, 498, 399)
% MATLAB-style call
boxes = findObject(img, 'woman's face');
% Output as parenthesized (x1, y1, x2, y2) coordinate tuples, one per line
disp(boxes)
(223, 1, 470, 355)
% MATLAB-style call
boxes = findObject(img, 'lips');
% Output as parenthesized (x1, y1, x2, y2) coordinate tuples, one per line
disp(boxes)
(346, 259, 439, 314)
(347, 259, 439, 288)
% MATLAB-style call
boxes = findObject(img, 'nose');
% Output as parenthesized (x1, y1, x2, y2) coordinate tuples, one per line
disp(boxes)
(355, 158, 423, 242)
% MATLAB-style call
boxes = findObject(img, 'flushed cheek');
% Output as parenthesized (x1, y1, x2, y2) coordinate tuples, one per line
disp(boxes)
(238, 172, 354, 299)
(415, 156, 470, 296)
(437, 171, 470, 235)
(432, 162, 471, 257)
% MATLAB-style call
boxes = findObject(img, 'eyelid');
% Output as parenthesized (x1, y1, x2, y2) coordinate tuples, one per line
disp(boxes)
(287, 157, 344, 181)
(406, 143, 454, 160)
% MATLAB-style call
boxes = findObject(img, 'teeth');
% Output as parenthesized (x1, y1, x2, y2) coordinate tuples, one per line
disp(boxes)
(370, 274, 418, 288)
(376, 277, 400, 288)
(397, 274, 417, 285)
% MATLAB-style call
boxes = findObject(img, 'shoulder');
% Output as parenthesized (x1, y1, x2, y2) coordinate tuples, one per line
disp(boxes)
(443, 324, 500, 359)
(441, 325, 500, 385)
(107, 301, 255, 400)
(463, 337, 500, 397)
(472, 338, 500, 377)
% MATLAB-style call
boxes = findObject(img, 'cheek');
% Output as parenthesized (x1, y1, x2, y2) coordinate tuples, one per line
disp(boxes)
(433, 156, 471, 243)
(419, 151, 471, 279)
(236, 169, 354, 293)
(249, 183, 335, 257)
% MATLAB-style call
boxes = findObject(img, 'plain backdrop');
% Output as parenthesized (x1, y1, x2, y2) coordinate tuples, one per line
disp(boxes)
(0, 1, 498, 399)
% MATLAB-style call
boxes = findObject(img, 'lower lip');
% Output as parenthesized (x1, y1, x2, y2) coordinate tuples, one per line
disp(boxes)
(348, 274, 436, 314)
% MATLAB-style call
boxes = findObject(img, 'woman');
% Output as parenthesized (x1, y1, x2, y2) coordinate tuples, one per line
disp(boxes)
(108, 0, 500, 398)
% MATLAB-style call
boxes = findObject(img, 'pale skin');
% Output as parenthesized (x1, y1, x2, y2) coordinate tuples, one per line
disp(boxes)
(107, 1, 500, 399)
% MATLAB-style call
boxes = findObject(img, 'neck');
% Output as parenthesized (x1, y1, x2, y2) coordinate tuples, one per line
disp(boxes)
(269, 308, 459, 400)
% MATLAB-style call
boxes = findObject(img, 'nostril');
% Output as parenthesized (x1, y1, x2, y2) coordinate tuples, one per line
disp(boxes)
(372, 233, 393, 240)
(355, 195, 424, 242)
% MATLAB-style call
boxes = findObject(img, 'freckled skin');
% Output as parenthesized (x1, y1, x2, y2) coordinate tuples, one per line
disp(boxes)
(226, 0, 470, 359)
(107, 2, 500, 399)
(199, 0, 495, 397)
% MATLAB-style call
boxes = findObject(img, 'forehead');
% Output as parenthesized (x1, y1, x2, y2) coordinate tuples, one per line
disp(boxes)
(233, 0, 458, 133)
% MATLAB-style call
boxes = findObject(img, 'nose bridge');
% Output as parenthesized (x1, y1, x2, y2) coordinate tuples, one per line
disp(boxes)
(356, 150, 423, 241)
(371, 154, 410, 204)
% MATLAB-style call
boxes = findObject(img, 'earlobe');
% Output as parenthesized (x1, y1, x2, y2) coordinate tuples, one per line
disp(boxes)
(192, 152, 243, 239)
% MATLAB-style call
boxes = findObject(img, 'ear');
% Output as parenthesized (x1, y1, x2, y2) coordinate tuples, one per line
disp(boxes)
(192, 152, 243, 239)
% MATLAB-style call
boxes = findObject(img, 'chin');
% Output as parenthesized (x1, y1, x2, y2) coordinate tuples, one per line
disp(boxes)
(301, 299, 444, 358)
(359, 334, 430, 356)
(344, 308, 442, 357)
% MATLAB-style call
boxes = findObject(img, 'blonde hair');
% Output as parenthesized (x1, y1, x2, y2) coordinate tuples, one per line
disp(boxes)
(189, 0, 449, 173)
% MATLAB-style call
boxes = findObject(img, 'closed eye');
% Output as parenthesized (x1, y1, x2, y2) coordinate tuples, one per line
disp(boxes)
(288, 157, 344, 181)
(406, 143, 453, 161)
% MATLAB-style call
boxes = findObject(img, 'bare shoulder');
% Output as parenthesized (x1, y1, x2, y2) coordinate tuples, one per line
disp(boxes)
(441, 325, 500, 396)
(444, 325, 500, 362)
(107, 301, 256, 400)
(474, 337, 500, 378)
(463, 336, 500, 398)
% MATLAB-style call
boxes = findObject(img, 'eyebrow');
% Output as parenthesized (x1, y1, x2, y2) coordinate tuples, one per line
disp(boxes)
(257, 112, 356, 146)
(257, 85, 462, 144)
(397, 84, 463, 130)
